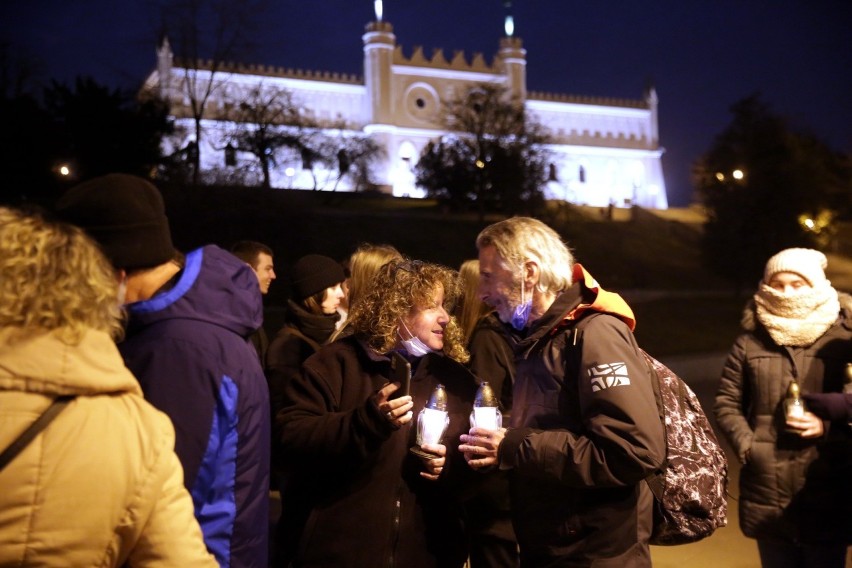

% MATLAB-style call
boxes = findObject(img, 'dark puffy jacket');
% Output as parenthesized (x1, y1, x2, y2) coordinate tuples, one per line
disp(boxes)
(499, 266, 666, 567)
(714, 293, 852, 545)
(275, 336, 480, 568)
(121, 245, 270, 568)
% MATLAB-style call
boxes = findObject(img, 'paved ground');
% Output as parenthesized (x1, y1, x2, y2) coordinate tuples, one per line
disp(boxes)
(652, 352, 852, 568)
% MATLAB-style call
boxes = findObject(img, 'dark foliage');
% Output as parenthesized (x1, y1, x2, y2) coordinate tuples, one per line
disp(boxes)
(694, 94, 850, 290)
(414, 83, 549, 217)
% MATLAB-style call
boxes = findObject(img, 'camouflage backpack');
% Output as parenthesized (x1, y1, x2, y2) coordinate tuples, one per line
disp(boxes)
(642, 351, 728, 545)
(571, 314, 728, 545)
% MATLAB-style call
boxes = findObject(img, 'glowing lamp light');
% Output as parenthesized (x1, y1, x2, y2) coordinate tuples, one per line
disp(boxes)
(470, 381, 502, 430)
(504, 15, 515, 37)
(411, 384, 449, 458)
(284, 167, 295, 177)
(475, 159, 485, 169)
(715, 172, 725, 182)
(732, 169, 744, 180)
(59, 165, 71, 177)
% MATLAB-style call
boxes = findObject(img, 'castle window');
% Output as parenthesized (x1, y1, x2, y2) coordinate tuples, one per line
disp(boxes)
(416, 98, 425, 109)
(578, 166, 586, 183)
(224, 143, 236, 167)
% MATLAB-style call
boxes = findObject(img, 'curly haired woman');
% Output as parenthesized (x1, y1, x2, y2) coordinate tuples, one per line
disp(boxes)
(274, 258, 480, 568)
(0, 207, 215, 567)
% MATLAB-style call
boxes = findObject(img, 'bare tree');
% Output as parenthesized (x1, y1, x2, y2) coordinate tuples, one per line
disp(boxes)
(156, 0, 267, 186)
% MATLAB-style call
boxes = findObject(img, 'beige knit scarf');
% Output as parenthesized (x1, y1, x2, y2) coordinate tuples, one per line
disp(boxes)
(754, 282, 840, 347)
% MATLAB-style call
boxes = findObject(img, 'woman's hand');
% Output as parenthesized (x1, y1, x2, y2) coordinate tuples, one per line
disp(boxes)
(786, 411, 824, 438)
(372, 382, 413, 428)
(418, 443, 446, 481)
(459, 427, 506, 470)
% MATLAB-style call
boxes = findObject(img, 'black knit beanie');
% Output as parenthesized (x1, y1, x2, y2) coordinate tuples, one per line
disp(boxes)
(291, 254, 345, 300)
(55, 173, 175, 270)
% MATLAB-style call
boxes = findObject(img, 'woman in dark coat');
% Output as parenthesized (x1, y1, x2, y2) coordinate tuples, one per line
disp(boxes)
(275, 259, 479, 568)
(714, 248, 852, 568)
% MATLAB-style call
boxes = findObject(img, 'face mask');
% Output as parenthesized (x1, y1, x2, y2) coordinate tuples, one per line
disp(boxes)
(398, 319, 433, 357)
(510, 272, 531, 331)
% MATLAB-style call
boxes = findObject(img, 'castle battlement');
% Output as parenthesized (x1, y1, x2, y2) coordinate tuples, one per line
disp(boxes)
(528, 90, 648, 109)
(393, 44, 496, 73)
(173, 57, 362, 85)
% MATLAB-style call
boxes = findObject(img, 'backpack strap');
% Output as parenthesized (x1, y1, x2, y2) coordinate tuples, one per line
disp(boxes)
(0, 395, 74, 471)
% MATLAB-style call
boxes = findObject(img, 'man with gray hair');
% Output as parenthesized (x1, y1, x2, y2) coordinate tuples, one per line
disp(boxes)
(460, 216, 665, 567)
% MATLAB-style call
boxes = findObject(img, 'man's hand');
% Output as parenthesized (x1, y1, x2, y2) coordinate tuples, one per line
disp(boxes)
(459, 427, 506, 470)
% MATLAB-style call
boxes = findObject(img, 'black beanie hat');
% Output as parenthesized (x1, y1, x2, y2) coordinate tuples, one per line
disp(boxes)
(55, 173, 175, 270)
(291, 254, 345, 300)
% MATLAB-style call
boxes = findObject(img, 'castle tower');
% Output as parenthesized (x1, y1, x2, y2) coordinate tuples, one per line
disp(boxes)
(362, 1, 395, 125)
(156, 36, 174, 101)
(361, 2, 398, 192)
(645, 85, 660, 146)
(498, 13, 526, 100)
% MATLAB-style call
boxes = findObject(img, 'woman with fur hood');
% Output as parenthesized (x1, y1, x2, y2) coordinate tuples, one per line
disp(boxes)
(714, 248, 852, 568)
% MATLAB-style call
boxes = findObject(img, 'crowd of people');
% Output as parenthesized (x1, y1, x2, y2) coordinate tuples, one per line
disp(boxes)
(1, 172, 850, 567)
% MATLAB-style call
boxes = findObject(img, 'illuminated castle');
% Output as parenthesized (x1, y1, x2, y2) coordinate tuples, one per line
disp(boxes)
(143, 2, 667, 208)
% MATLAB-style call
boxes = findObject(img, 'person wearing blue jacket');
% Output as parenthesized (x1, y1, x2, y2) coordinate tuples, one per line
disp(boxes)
(56, 174, 270, 568)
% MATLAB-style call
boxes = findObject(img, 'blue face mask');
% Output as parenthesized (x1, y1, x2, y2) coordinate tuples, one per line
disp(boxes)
(399, 320, 433, 357)
(510, 277, 531, 331)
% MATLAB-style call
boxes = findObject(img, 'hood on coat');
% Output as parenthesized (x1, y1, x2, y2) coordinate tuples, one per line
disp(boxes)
(740, 291, 852, 332)
(125, 245, 263, 339)
(566, 264, 636, 330)
(0, 327, 141, 396)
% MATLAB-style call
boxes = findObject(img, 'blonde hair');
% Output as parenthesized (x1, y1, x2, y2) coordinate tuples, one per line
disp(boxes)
(347, 258, 469, 363)
(347, 243, 403, 310)
(457, 260, 492, 344)
(476, 216, 573, 294)
(0, 207, 123, 343)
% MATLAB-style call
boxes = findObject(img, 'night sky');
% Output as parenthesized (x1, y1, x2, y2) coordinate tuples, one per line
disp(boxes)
(3, 0, 851, 207)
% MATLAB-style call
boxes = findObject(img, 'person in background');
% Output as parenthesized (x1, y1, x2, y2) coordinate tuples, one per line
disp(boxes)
(714, 248, 852, 568)
(230, 240, 277, 363)
(274, 258, 479, 567)
(266, 253, 346, 419)
(55, 174, 270, 568)
(455, 259, 520, 568)
(0, 206, 216, 567)
(459, 216, 665, 567)
(331, 243, 403, 342)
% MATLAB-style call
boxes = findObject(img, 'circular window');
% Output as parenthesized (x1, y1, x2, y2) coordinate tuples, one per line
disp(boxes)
(404, 83, 439, 122)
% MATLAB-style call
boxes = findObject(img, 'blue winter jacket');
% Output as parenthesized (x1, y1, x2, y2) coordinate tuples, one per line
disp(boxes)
(120, 245, 270, 568)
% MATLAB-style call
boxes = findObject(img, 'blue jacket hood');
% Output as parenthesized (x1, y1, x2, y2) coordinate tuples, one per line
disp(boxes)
(126, 245, 263, 338)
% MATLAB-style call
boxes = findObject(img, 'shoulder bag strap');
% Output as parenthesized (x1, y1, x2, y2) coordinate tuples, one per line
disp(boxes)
(0, 395, 74, 471)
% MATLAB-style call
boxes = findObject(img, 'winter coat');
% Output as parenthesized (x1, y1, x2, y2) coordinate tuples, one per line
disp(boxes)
(498, 265, 666, 567)
(0, 328, 217, 567)
(467, 312, 515, 415)
(120, 245, 270, 568)
(714, 293, 852, 545)
(275, 336, 480, 568)
(266, 299, 339, 423)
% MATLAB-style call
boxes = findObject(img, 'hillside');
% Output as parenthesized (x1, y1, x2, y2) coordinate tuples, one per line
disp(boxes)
(158, 185, 851, 355)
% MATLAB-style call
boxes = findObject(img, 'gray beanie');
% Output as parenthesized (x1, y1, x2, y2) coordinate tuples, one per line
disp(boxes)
(763, 248, 828, 287)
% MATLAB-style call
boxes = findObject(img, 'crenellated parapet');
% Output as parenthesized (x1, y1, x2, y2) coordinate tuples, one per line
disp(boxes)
(393, 45, 496, 73)
(172, 57, 362, 85)
(529, 90, 649, 109)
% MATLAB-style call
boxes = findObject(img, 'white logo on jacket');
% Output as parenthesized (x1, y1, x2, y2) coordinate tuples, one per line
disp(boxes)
(588, 362, 630, 392)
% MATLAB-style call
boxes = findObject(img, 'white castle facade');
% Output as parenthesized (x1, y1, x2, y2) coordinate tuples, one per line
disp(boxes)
(142, 7, 668, 209)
